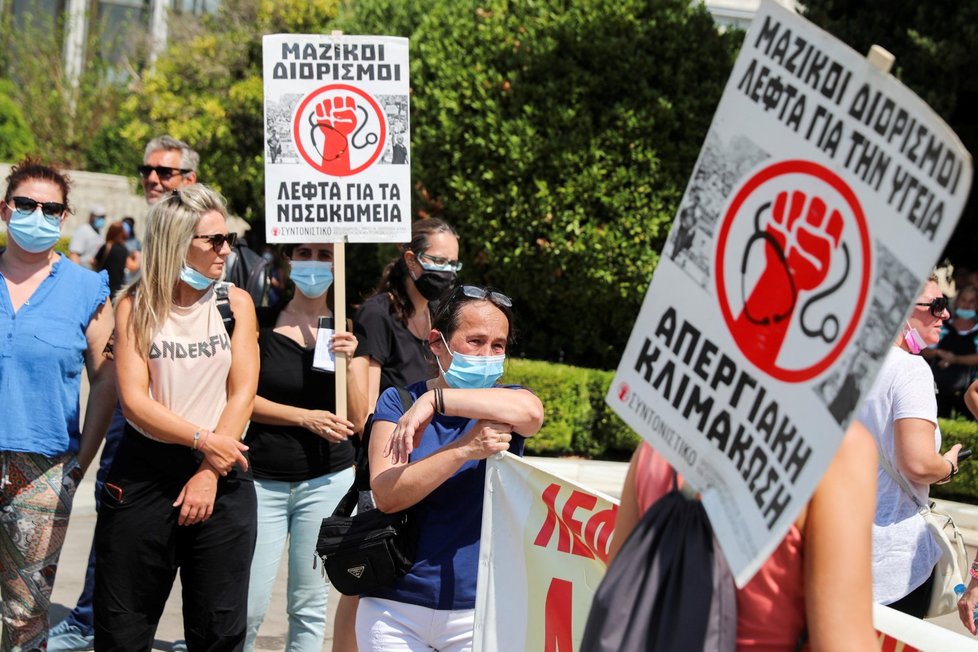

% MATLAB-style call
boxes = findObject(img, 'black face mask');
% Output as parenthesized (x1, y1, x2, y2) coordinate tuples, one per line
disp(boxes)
(413, 269, 457, 301)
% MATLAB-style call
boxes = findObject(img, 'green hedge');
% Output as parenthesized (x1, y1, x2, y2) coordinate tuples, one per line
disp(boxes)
(933, 418, 978, 504)
(502, 358, 638, 459)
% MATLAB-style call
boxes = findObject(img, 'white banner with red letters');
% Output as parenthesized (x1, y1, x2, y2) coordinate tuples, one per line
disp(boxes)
(473, 453, 617, 652)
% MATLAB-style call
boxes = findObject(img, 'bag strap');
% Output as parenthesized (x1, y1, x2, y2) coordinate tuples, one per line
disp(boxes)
(877, 450, 927, 511)
(334, 386, 416, 518)
(215, 282, 235, 337)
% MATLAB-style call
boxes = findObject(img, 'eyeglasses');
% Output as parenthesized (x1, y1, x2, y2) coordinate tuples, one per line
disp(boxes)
(458, 285, 512, 307)
(915, 296, 949, 318)
(10, 196, 67, 218)
(193, 232, 237, 251)
(418, 252, 463, 272)
(137, 165, 193, 180)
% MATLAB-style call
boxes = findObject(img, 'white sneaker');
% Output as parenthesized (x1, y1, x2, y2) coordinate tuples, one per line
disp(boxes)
(47, 621, 95, 652)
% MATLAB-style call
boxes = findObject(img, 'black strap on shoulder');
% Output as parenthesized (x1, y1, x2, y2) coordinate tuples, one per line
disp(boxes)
(335, 387, 416, 517)
(353, 386, 415, 491)
(215, 282, 235, 337)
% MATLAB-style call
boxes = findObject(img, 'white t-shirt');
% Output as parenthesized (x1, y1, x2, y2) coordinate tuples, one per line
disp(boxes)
(857, 346, 941, 605)
(69, 222, 104, 268)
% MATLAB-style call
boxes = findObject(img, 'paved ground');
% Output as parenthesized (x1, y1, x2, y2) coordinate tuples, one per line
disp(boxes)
(45, 455, 628, 651)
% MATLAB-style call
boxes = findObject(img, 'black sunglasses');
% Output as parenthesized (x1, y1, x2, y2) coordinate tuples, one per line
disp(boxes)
(10, 196, 67, 218)
(915, 296, 949, 318)
(137, 165, 192, 180)
(457, 285, 513, 307)
(193, 232, 237, 251)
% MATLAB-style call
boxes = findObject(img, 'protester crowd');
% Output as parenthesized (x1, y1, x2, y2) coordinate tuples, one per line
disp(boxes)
(1, 134, 976, 652)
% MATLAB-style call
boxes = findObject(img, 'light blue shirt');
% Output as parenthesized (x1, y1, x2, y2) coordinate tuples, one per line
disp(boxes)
(0, 253, 109, 456)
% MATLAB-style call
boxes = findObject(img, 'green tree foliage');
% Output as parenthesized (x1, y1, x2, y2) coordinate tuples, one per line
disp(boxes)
(0, 9, 130, 168)
(802, 1, 978, 267)
(0, 80, 36, 162)
(108, 0, 341, 221)
(341, 0, 740, 367)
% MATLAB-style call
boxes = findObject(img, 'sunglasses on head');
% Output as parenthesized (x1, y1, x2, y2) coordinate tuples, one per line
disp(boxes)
(457, 285, 512, 308)
(10, 196, 67, 218)
(915, 296, 949, 317)
(137, 165, 192, 181)
(193, 232, 237, 251)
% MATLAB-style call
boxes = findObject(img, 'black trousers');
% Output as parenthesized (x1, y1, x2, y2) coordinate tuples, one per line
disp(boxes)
(887, 565, 936, 619)
(93, 427, 257, 652)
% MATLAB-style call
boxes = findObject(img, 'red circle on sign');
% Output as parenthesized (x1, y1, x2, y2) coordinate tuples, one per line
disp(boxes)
(292, 84, 387, 176)
(715, 159, 871, 382)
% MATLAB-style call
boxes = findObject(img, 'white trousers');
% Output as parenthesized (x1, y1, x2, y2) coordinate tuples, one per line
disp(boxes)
(356, 597, 475, 652)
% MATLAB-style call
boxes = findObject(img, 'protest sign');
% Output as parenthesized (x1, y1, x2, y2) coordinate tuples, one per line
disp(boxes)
(262, 34, 410, 243)
(606, 0, 972, 585)
(474, 454, 617, 652)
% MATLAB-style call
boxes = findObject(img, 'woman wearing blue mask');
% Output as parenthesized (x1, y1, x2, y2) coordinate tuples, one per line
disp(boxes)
(242, 242, 359, 651)
(922, 285, 978, 418)
(0, 159, 116, 651)
(94, 184, 259, 650)
(356, 285, 544, 651)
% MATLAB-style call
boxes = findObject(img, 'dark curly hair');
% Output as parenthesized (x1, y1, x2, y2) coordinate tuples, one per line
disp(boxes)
(4, 157, 71, 209)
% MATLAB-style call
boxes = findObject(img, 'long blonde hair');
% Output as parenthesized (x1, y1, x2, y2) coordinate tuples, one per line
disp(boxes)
(126, 184, 229, 355)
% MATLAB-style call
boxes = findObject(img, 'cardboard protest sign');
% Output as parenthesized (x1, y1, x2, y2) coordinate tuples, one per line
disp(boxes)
(474, 454, 617, 652)
(262, 35, 410, 243)
(607, 0, 972, 585)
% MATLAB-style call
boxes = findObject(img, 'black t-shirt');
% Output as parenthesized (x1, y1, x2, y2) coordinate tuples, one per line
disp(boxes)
(353, 293, 437, 392)
(96, 242, 129, 296)
(244, 307, 355, 480)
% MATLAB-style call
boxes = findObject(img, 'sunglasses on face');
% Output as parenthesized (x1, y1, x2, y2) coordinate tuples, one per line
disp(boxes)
(915, 296, 949, 318)
(137, 165, 192, 181)
(193, 232, 237, 251)
(458, 285, 512, 307)
(10, 196, 67, 218)
(418, 251, 463, 272)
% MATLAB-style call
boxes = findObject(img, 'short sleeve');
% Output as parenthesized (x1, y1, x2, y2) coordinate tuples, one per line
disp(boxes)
(891, 355, 938, 423)
(354, 296, 393, 364)
(373, 384, 415, 425)
(86, 270, 111, 323)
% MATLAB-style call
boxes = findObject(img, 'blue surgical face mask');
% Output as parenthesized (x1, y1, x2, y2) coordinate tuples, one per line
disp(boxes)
(93, 216, 106, 231)
(290, 261, 333, 298)
(956, 309, 977, 320)
(437, 332, 505, 389)
(180, 263, 218, 290)
(6, 208, 62, 253)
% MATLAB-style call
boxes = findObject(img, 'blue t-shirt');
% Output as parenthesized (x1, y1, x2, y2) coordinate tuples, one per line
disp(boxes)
(366, 381, 527, 610)
(0, 254, 109, 456)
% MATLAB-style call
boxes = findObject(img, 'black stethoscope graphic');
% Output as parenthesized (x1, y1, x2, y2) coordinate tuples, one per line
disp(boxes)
(739, 201, 848, 344)
(308, 104, 379, 162)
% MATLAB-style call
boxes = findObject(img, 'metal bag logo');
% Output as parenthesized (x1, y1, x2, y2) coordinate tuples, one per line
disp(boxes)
(347, 565, 366, 578)
(293, 84, 386, 176)
(715, 160, 871, 382)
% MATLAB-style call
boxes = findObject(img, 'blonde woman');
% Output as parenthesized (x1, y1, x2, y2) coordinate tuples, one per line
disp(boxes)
(93, 185, 259, 651)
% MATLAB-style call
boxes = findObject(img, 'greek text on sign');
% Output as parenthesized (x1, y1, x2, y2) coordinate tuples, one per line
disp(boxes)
(608, 0, 971, 586)
(263, 35, 410, 244)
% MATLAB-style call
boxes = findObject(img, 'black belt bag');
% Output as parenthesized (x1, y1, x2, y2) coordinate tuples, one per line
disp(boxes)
(315, 386, 417, 595)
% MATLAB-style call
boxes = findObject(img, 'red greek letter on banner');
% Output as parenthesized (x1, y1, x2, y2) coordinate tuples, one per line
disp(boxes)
(544, 577, 573, 652)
